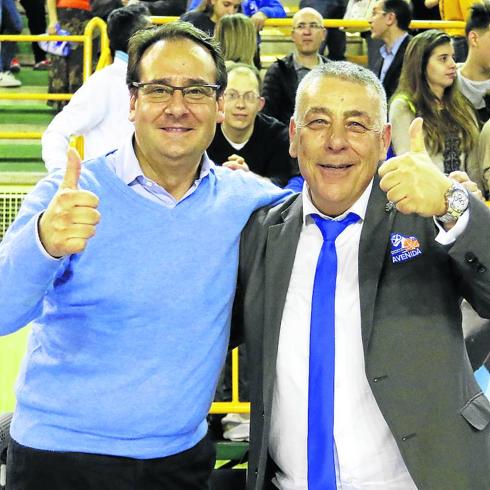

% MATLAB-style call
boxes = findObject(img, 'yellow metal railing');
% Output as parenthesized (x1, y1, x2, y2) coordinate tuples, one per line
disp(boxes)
(0, 16, 110, 102)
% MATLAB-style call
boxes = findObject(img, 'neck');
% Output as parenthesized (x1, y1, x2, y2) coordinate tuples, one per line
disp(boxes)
(134, 142, 201, 201)
(294, 51, 320, 69)
(460, 53, 490, 81)
(428, 82, 445, 101)
(221, 122, 254, 145)
(383, 28, 406, 51)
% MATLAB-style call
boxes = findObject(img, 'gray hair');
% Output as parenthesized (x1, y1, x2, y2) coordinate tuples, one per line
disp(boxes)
(293, 61, 388, 128)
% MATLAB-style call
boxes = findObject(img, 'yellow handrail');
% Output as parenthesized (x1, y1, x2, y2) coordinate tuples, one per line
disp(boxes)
(150, 15, 465, 30)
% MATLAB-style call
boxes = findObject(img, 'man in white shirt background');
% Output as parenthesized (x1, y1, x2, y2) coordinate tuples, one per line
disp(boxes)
(41, 4, 151, 172)
(234, 61, 490, 490)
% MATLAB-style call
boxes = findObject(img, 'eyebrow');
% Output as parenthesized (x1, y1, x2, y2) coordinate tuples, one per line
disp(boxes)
(141, 77, 212, 86)
(305, 107, 374, 121)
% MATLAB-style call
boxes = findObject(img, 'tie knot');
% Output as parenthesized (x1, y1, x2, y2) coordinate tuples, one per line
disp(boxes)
(311, 212, 360, 242)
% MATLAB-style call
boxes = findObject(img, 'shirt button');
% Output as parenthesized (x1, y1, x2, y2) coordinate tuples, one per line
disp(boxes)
(465, 252, 476, 263)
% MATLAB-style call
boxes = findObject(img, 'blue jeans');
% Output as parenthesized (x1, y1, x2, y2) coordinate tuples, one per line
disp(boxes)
(0, 0, 23, 71)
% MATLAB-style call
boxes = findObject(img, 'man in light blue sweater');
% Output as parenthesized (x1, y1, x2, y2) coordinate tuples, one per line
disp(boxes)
(0, 22, 290, 490)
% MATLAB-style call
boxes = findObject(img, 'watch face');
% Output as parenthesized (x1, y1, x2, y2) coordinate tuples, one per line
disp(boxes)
(451, 190, 468, 212)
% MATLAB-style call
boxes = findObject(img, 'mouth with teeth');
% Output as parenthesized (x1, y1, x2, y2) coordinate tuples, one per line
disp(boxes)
(318, 163, 354, 170)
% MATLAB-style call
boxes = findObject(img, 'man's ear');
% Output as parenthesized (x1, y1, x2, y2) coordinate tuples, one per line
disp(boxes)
(129, 91, 137, 123)
(468, 30, 479, 48)
(380, 123, 392, 160)
(385, 11, 396, 27)
(289, 117, 298, 158)
(258, 96, 265, 111)
(216, 95, 225, 124)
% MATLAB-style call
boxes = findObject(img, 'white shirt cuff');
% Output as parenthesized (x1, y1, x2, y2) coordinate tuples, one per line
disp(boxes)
(434, 209, 470, 245)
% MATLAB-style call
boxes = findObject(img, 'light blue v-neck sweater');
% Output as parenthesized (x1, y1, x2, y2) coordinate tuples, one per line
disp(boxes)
(0, 154, 290, 458)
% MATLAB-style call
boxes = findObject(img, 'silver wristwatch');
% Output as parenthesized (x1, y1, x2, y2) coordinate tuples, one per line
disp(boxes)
(437, 182, 469, 224)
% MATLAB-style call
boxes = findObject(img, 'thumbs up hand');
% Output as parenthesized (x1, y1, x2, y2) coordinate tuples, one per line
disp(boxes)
(39, 148, 100, 258)
(378, 117, 452, 218)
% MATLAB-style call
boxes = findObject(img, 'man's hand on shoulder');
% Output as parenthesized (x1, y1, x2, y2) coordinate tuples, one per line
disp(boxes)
(222, 154, 251, 172)
(378, 117, 452, 218)
(39, 148, 100, 258)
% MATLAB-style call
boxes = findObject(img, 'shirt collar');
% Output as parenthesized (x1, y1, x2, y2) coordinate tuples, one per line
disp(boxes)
(380, 32, 408, 58)
(293, 53, 323, 71)
(107, 135, 215, 186)
(114, 50, 128, 63)
(301, 178, 373, 225)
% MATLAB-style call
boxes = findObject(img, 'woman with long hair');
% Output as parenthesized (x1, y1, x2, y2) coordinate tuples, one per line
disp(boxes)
(389, 29, 485, 191)
(214, 13, 257, 66)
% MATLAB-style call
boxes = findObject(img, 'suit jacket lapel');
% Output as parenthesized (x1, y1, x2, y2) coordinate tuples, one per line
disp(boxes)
(262, 196, 303, 409)
(359, 177, 396, 355)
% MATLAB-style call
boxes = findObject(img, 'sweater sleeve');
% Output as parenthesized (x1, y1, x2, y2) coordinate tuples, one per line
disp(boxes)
(388, 97, 415, 156)
(0, 176, 69, 335)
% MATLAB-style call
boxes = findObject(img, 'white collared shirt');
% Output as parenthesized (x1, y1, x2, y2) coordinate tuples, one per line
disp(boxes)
(268, 180, 467, 489)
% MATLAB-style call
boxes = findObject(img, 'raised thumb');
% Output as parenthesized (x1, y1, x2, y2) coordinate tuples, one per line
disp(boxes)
(60, 147, 82, 190)
(409, 117, 427, 154)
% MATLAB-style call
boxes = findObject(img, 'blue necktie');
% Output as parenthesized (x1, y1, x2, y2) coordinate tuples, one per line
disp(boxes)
(308, 212, 360, 490)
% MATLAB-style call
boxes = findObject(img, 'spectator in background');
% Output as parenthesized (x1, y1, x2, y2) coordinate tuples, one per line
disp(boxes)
(138, 0, 186, 15)
(299, 0, 348, 60)
(186, 0, 286, 32)
(425, 0, 484, 62)
(46, 0, 93, 112)
(20, 0, 50, 70)
(42, 4, 151, 172)
(390, 30, 485, 191)
(214, 13, 257, 66)
(368, 0, 412, 101)
(208, 63, 294, 186)
(262, 7, 328, 125)
(181, 0, 241, 36)
(458, 0, 490, 126)
(0, 0, 23, 87)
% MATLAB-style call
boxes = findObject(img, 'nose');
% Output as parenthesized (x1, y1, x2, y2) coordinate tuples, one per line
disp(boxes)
(235, 95, 246, 108)
(326, 123, 349, 152)
(163, 90, 189, 118)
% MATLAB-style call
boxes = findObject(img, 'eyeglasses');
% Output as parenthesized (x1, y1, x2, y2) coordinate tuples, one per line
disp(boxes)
(131, 81, 220, 103)
(223, 90, 261, 104)
(297, 118, 381, 138)
(292, 22, 324, 31)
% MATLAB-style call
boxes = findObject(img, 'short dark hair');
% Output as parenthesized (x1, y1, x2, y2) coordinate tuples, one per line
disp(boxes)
(126, 21, 227, 97)
(107, 5, 151, 55)
(383, 0, 412, 32)
(466, 0, 490, 35)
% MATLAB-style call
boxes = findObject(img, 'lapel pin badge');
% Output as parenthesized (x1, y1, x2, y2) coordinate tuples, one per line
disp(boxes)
(390, 233, 423, 264)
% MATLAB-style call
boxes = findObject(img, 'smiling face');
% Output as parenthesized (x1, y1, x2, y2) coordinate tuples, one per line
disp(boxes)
(425, 43, 457, 98)
(291, 9, 326, 56)
(222, 68, 264, 134)
(129, 37, 224, 173)
(290, 76, 391, 216)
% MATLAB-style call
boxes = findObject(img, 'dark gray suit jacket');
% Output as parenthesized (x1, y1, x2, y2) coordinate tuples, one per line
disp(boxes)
(234, 180, 490, 490)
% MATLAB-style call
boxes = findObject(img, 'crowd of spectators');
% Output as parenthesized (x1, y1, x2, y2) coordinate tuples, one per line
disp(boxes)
(1, 0, 489, 451)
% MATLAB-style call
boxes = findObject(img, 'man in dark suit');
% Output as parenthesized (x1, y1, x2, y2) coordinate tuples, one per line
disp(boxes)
(235, 61, 490, 489)
(368, 0, 412, 101)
